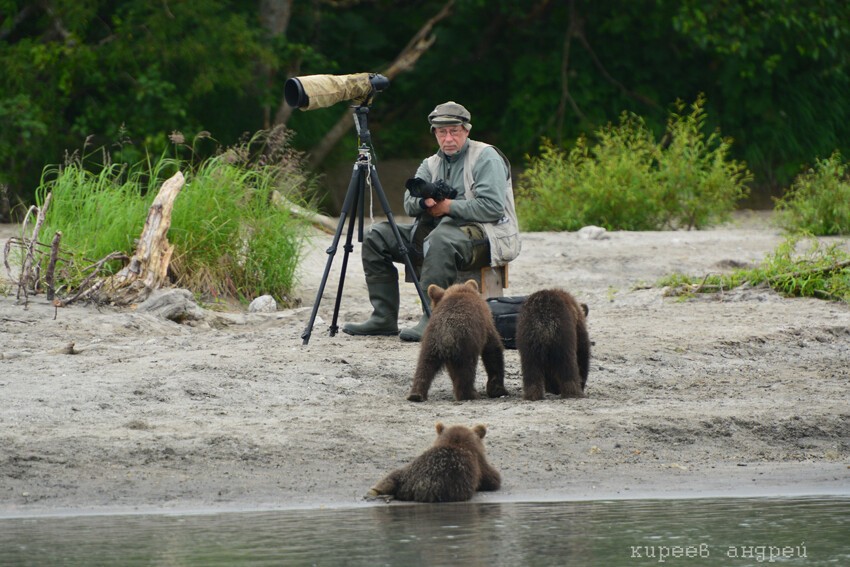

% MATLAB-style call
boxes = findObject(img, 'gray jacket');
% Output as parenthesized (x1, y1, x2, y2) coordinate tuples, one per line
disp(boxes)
(403, 139, 521, 266)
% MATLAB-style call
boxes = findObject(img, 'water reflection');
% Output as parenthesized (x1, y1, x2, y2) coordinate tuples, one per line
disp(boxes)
(1, 497, 848, 566)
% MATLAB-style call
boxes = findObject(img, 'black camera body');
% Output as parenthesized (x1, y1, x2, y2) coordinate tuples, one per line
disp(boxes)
(405, 177, 459, 202)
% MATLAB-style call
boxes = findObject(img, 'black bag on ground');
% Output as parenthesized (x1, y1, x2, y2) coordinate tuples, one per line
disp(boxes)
(486, 296, 526, 349)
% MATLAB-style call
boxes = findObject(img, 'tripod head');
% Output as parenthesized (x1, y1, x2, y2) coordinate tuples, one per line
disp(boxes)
(353, 105, 374, 148)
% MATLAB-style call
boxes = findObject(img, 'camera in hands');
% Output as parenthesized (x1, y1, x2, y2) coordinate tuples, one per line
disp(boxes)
(405, 178, 458, 202)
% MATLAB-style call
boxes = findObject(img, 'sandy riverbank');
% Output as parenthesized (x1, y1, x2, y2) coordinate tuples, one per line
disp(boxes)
(1, 211, 848, 517)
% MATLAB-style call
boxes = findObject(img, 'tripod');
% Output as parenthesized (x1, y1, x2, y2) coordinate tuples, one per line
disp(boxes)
(301, 104, 431, 345)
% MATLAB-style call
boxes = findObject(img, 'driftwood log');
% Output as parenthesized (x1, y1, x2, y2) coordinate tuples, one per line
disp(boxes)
(94, 171, 185, 305)
(5, 169, 326, 309)
(271, 191, 336, 234)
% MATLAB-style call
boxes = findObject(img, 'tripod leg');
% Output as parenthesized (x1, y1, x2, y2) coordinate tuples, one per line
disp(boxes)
(301, 165, 361, 345)
(328, 164, 366, 336)
(368, 165, 431, 317)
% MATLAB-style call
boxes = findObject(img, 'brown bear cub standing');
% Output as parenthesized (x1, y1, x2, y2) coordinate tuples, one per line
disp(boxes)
(407, 280, 507, 402)
(366, 422, 501, 503)
(516, 288, 590, 400)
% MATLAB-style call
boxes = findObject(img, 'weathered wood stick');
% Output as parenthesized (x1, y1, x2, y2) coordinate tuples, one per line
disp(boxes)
(46, 231, 62, 300)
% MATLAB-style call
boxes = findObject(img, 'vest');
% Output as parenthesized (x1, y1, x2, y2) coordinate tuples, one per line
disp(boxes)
(424, 140, 521, 266)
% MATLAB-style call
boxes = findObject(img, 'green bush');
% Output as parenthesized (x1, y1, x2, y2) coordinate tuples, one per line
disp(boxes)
(513, 139, 583, 232)
(33, 128, 317, 306)
(517, 95, 752, 231)
(656, 97, 752, 229)
(774, 151, 850, 235)
(576, 114, 663, 231)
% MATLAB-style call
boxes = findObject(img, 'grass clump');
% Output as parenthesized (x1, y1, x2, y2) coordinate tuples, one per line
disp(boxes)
(774, 151, 850, 236)
(32, 127, 317, 306)
(35, 156, 170, 270)
(659, 234, 850, 302)
(517, 94, 752, 232)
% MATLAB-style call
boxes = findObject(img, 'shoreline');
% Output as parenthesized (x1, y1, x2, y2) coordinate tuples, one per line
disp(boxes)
(4, 486, 849, 521)
(2, 213, 849, 520)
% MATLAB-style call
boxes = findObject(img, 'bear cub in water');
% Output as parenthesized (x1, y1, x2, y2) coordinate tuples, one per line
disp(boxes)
(407, 280, 507, 402)
(516, 288, 591, 400)
(366, 422, 501, 503)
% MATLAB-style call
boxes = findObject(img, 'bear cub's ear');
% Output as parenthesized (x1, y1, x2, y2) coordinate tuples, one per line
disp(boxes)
(435, 422, 445, 435)
(473, 424, 487, 438)
(427, 284, 446, 304)
(463, 279, 480, 292)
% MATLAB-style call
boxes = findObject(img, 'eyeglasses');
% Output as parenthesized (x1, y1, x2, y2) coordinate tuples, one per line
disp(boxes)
(435, 127, 464, 139)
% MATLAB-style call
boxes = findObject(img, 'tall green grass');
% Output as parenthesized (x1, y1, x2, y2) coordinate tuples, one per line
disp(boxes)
(517, 95, 752, 231)
(35, 160, 158, 266)
(167, 153, 306, 303)
(33, 128, 316, 306)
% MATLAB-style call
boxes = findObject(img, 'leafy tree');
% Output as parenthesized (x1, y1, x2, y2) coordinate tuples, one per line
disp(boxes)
(656, 95, 752, 229)
(670, 0, 850, 188)
(2, 0, 850, 216)
(0, 0, 271, 212)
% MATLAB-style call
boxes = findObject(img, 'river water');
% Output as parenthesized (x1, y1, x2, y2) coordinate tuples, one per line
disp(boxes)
(1, 496, 847, 566)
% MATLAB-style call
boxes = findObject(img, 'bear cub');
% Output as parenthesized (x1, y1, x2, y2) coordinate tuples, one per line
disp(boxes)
(366, 422, 501, 503)
(407, 279, 507, 402)
(516, 288, 591, 400)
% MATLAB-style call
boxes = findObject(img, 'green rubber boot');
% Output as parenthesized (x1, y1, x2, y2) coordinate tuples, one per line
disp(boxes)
(399, 311, 429, 342)
(342, 281, 399, 336)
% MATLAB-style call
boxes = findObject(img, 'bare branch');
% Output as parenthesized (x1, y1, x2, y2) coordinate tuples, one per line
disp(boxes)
(557, 0, 588, 140)
(272, 191, 337, 234)
(55, 252, 128, 307)
(273, 59, 302, 127)
(16, 195, 51, 302)
(305, 0, 456, 167)
(0, 4, 35, 41)
(261, 0, 296, 128)
(95, 171, 185, 305)
(43, 3, 73, 43)
(260, 0, 293, 36)
(573, 17, 661, 112)
(45, 231, 62, 300)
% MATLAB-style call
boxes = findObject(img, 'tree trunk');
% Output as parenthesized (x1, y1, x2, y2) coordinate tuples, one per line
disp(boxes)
(260, 0, 295, 128)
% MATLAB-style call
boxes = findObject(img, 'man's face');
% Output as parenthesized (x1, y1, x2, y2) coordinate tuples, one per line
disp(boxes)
(434, 125, 469, 155)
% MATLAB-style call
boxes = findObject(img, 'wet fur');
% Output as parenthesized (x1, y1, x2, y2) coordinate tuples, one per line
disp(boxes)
(367, 423, 501, 503)
(407, 280, 507, 402)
